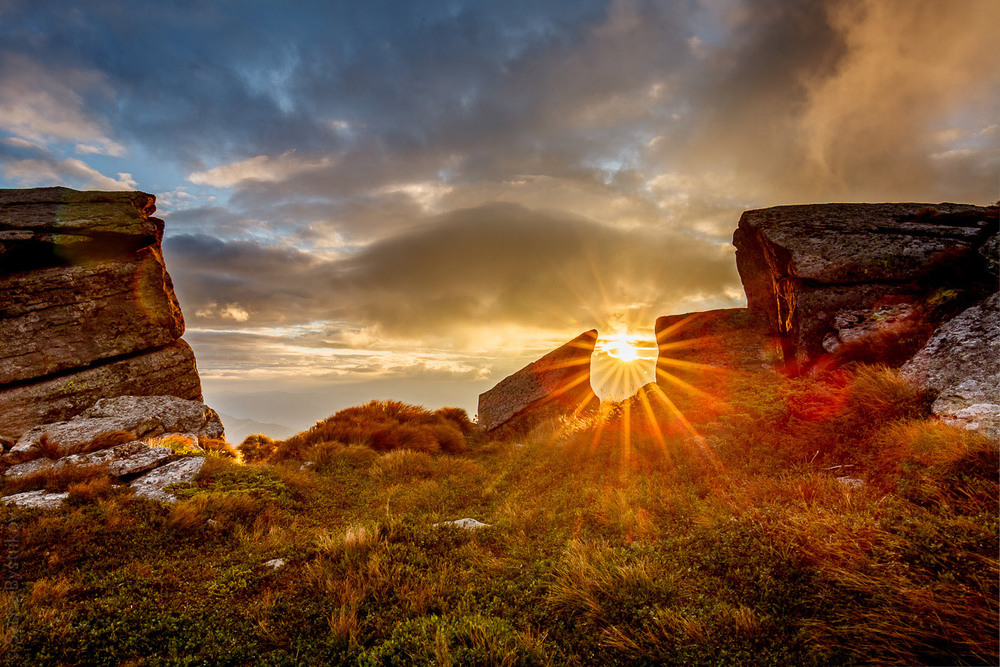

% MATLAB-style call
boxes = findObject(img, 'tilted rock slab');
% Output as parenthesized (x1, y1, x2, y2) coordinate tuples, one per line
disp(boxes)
(478, 330, 600, 434)
(733, 203, 998, 368)
(4, 441, 179, 479)
(0, 341, 202, 442)
(130, 456, 206, 502)
(11, 394, 224, 457)
(902, 292, 1000, 439)
(2, 490, 70, 510)
(0, 187, 203, 440)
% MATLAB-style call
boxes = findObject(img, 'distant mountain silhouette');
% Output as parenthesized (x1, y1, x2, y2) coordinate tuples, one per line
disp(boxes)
(217, 412, 295, 443)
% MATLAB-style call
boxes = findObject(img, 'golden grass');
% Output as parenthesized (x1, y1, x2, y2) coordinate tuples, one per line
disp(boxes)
(274, 400, 474, 461)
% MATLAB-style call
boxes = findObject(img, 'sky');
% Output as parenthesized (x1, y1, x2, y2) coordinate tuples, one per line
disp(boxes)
(1, 0, 998, 432)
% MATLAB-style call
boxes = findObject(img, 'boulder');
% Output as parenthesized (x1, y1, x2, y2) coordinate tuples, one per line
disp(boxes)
(0, 246, 184, 383)
(0, 187, 203, 442)
(901, 292, 1000, 438)
(1, 490, 69, 510)
(433, 518, 491, 530)
(655, 308, 781, 378)
(4, 441, 178, 479)
(0, 341, 203, 442)
(11, 395, 224, 456)
(130, 456, 206, 502)
(478, 330, 600, 434)
(734, 203, 998, 368)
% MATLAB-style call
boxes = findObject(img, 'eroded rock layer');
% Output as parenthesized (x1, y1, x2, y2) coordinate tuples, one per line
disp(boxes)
(734, 203, 998, 369)
(0, 341, 202, 442)
(478, 330, 600, 434)
(0, 188, 202, 441)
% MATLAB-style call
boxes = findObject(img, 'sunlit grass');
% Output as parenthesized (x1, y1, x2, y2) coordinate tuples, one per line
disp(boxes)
(0, 364, 996, 665)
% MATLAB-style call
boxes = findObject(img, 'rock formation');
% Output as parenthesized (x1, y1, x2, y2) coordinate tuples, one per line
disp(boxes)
(655, 308, 781, 380)
(478, 330, 600, 434)
(0, 187, 204, 441)
(902, 292, 1000, 438)
(11, 394, 224, 457)
(2, 395, 220, 508)
(733, 203, 998, 370)
(479, 203, 997, 440)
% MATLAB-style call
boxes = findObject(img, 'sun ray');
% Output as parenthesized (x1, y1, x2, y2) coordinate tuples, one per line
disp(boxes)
(656, 334, 724, 353)
(646, 384, 723, 471)
(619, 392, 632, 481)
(634, 385, 677, 468)
(534, 370, 593, 405)
(656, 357, 739, 374)
(655, 367, 724, 405)
(589, 406, 609, 456)
(654, 312, 702, 343)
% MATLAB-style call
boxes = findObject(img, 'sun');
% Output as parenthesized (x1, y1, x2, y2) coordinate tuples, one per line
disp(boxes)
(609, 339, 640, 362)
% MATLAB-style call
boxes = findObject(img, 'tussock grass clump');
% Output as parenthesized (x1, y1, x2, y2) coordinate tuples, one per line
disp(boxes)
(151, 433, 202, 454)
(168, 491, 284, 533)
(370, 449, 482, 483)
(199, 436, 240, 459)
(308, 441, 378, 472)
(238, 434, 276, 463)
(2, 464, 109, 496)
(65, 475, 117, 505)
(74, 430, 135, 454)
(273, 400, 476, 462)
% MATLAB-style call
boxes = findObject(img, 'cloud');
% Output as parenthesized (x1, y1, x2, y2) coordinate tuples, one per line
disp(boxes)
(0, 51, 124, 155)
(1, 157, 136, 190)
(194, 303, 252, 322)
(164, 202, 741, 348)
(188, 150, 334, 187)
(667, 0, 1000, 204)
(795, 0, 1000, 201)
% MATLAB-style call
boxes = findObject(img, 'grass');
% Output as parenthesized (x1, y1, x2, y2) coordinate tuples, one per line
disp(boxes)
(0, 368, 996, 665)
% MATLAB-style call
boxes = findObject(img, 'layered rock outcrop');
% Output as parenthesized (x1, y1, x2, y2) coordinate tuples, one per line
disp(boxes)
(734, 203, 998, 370)
(2, 395, 219, 508)
(11, 394, 224, 457)
(478, 330, 600, 434)
(0, 187, 203, 441)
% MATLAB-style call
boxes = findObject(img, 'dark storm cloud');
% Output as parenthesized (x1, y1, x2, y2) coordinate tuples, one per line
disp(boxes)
(334, 203, 737, 335)
(164, 203, 739, 335)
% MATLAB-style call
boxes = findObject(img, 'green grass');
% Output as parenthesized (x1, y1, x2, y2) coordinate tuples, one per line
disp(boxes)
(1, 366, 996, 665)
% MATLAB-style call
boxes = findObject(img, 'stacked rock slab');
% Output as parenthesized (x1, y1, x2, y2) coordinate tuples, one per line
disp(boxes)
(0, 187, 203, 441)
(733, 203, 998, 370)
(478, 330, 600, 435)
